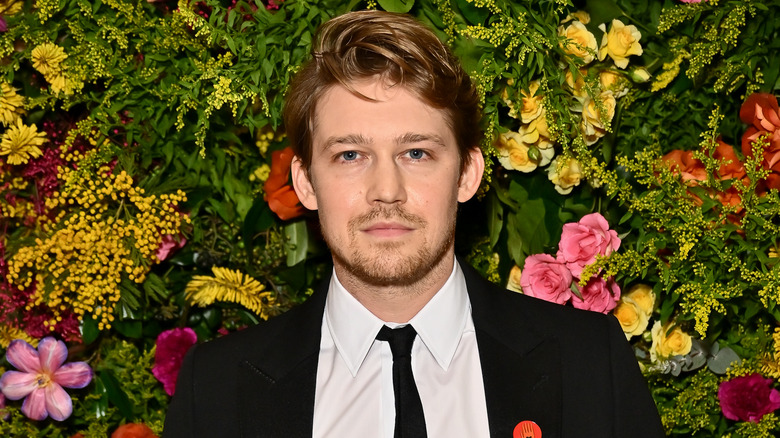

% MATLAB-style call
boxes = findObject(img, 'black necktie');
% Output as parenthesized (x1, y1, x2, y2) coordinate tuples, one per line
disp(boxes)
(376, 325, 428, 438)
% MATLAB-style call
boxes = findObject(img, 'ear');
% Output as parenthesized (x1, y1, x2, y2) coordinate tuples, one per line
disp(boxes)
(457, 147, 485, 203)
(291, 156, 319, 210)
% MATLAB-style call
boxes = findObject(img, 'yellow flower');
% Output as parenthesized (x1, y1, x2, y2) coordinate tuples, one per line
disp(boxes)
(47, 73, 72, 95)
(630, 67, 651, 83)
(598, 19, 643, 69)
(506, 265, 523, 293)
(31, 43, 67, 76)
(564, 69, 589, 100)
(599, 70, 630, 98)
(580, 91, 617, 145)
(558, 21, 598, 64)
(651, 321, 693, 361)
(0, 0, 23, 16)
(0, 82, 25, 125)
(547, 157, 582, 195)
(613, 299, 648, 340)
(561, 11, 591, 25)
(613, 284, 656, 339)
(624, 284, 655, 315)
(0, 119, 45, 165)
(519, 80, 544, 123)
(185, 266, 276, 319)
(497, 131, 546, 173)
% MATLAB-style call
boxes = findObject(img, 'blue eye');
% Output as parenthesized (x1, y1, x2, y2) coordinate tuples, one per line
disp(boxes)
(341, 151, 358, 161)
(408, 149, 426, 160)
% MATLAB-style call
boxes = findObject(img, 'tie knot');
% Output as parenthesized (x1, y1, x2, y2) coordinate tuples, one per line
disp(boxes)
(376, 325, 417, 360)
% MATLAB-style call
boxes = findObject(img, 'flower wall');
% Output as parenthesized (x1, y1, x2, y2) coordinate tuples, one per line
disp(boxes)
(0, 0, 779, 436)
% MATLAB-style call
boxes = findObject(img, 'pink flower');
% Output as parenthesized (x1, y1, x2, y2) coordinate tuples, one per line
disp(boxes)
(571, 276, 621, 313)
(155, 233, 187, 261)
(0, 337, 92, 421)
(152, 328, 197, 396)
(718, 373, 780, 423)
(557, 212, 621, 278)
(520, 254, 573, 305)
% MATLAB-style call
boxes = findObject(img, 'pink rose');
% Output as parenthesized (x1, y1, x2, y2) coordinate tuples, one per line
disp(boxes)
(520, 254, 573, 305)
(557, 212, 621, 278)
(571, 276, 621, 314)
(718, 373, 780, 423)
(152, 328, 197, 396)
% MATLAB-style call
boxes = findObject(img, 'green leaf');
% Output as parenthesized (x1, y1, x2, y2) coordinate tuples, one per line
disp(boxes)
(285, 220, 309, 267)
(81, 316, 101, 345)
(98, 370, 134, 419)
(455, 0, 489, 25)
(113, 320, 143, 339)
(488, 191, 504, 248)
(377, 0, 415, 14)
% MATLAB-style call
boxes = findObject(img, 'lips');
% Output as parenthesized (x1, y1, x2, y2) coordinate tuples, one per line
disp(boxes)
(360, 222, 415, 237)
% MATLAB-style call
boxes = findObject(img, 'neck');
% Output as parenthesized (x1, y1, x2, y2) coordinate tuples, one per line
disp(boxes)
(334, 251, 455, 323)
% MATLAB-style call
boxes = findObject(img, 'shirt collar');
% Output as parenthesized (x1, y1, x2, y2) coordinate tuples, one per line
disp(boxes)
(324, 259, 470, 377)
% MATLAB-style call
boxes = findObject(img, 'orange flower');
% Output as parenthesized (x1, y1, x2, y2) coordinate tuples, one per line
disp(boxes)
(740, 93, 780, 132)
(662, 150, 706, 184)
(714, 139, 745, 181)
(263, 147, 305, 220)
(111, 423, 158, 438)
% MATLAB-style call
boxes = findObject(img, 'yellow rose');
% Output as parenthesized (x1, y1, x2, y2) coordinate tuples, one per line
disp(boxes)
(598, 19, 643, 69)
(565, 69, 589, 100)
(651, 321, 693, 361)
(547, 157, 582, 195)
(506, 265, 523, 293)
(497, 131, 538, 173)
(520, 81, 544, 123)
(630, 67, 651, 83)
(580, 91, 616, 145)
(561, 11, 591, 25)
(558, 21, 598, 64)
(624, 284, 655, 316)
(501, 86, 518, 119)
(613, 298, 649, 339)
(599, 70, 629, 98)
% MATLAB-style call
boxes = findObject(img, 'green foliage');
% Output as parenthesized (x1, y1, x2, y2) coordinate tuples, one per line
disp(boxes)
(2, 0, 780, 436)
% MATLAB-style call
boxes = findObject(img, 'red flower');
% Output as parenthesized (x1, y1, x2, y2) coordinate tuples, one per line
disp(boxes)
(718, 373, 780, 423)
(263, 147, 305, 220)
(111, 423, 158, 438)
(152, 328, 197, 396)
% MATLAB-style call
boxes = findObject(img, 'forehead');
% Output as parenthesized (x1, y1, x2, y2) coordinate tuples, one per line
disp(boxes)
(311, 80, 455, 149)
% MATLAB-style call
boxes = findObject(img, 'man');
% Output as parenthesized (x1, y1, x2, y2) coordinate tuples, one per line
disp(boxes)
(164, 10, 664, 438)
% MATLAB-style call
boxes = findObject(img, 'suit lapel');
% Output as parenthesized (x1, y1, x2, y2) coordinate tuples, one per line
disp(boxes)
(463, 264, 563, 438)
(238, 279, 329, 438)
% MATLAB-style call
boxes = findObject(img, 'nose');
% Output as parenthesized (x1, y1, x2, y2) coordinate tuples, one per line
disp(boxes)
(366, 157, 407, 205)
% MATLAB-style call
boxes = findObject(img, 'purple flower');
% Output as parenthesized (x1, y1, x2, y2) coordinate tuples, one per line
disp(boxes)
(1, 392, 8, 420)
(718, 373, 780, 423)
(0, 337, 92, 421)
(152, 328, 197, 396)
(0, 17, 7, 33)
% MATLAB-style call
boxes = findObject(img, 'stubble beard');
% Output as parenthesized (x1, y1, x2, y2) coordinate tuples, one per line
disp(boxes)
(324, 205, 456, 289)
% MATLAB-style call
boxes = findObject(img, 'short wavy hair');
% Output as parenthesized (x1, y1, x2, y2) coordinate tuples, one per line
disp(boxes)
(283, 10, 482, 173)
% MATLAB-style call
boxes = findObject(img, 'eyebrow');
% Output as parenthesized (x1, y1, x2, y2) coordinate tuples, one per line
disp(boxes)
(322, 132, 447, 150)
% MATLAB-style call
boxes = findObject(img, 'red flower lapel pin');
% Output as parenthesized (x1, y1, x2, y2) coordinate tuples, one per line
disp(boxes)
(513, 420, 542, 438)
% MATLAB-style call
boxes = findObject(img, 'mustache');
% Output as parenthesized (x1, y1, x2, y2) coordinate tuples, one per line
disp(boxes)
(349, 205, 426, 229)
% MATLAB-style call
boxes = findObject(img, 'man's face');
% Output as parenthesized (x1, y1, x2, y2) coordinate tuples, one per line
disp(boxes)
(292, 79, 483, 288)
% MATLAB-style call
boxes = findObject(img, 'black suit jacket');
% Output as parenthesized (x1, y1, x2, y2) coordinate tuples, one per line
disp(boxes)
(164, 264, 664, 437)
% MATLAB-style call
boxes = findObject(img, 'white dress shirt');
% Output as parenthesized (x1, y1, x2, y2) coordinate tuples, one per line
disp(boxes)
(312, 261, 491, 438)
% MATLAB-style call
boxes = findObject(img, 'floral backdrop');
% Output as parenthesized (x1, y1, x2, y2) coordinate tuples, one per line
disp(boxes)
(0, 0, 779, 436)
